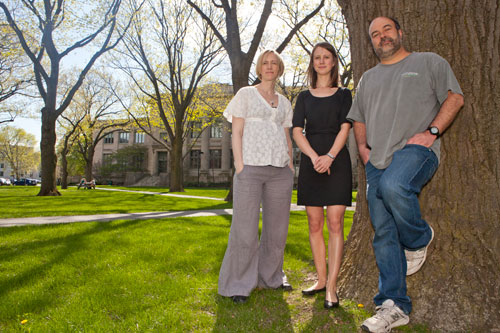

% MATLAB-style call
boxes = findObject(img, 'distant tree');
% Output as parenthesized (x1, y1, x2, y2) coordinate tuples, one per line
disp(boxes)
(112, 0, 224, 192)
(0, 126, 39, 179)
(57, 108, 85, 189)
(57, 70, 127, 189)
(0, 0, 142, 196)
(336, 1, 500, 331)
(67, 71, 128, 183)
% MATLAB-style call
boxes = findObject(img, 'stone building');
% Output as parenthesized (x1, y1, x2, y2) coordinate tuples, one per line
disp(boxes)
(92, 120, 235, 186)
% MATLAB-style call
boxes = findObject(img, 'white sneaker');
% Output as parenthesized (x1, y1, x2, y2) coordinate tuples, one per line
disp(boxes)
(405, 226, 434, 276)
(361, 299, 409, 333)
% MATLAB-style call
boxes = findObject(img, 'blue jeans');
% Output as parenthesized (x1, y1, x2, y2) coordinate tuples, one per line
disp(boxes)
(365, 144, 438, 314)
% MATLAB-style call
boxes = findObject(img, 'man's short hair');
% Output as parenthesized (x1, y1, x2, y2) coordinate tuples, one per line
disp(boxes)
(369, 16, 401, 31)
(388, 17, 401, 30)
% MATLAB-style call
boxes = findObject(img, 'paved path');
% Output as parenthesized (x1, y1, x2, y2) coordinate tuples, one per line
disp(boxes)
(0, 188, 355, 227)
(95, 187, 226, 201)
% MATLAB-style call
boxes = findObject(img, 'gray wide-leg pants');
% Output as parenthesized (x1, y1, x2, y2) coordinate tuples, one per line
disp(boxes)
(218, 165, 294, 297)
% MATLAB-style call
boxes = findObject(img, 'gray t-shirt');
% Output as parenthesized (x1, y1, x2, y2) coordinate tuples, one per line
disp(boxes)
(347, 52, 463, 169)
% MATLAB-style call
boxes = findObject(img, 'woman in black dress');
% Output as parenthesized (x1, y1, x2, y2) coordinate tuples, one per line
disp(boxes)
(292, 42, 352, 309)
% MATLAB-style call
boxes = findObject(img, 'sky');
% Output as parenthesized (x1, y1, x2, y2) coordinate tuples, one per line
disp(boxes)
(12, 117, 41, 147)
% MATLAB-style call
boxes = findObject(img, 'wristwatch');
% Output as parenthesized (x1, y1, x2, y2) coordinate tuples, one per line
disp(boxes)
(428, 126, 440, 137)
(327, 153, 335, 160)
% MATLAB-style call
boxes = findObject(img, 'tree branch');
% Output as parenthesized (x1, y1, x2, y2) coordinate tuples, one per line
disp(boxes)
(0, 3, 49, 83)
(246, 0, 273, 59)
(187, 0, 227, 49)
(275, 0, 325, 53)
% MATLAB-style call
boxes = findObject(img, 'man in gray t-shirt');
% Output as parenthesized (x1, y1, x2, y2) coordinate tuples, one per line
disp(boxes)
(347, 17, 464, 333)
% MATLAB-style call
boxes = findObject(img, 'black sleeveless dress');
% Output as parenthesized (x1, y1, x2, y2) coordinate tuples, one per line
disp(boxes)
(292, 88, 352, 206)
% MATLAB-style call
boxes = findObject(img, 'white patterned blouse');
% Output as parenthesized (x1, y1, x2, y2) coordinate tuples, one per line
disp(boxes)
(223, 86, 293, 168)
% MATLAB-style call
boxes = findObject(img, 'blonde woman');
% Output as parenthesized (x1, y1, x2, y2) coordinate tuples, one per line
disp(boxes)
(292, 42, 352, 309)
(218, 50, 295, 304)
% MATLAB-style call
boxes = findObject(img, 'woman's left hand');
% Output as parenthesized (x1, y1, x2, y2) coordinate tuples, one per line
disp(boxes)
(313, 155, 333, 174)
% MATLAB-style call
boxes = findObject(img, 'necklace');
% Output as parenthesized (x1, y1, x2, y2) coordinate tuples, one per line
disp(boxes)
(257, 86, 278, 108)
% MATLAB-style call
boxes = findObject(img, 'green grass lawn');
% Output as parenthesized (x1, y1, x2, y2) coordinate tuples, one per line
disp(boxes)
(0, 211, 362, 332)
(0, 187, 426, 332)
(0, 187, 231, 219)
(0, 187, 355, 219)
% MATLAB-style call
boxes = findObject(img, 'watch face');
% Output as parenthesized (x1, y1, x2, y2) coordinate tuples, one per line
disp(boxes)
(430, 127, 439, 135)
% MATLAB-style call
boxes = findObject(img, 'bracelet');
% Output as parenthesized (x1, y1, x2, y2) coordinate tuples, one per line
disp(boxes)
(327, 153, 335, 160)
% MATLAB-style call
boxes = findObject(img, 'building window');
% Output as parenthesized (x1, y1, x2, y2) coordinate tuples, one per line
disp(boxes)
(0, 163, 4, 169)
(190, 122, 202, 138)
(158, 152, 168, 173)
(119, 132, 129, 143)
(0, 171, 3, 177)
(190, 150, 201, 169)
(102, 153, 113, 166)
(104, 133, 114, 144)
(135, 132, 145, 144)
(209, 149, 222, 169)
(210, 123, 222, 138)
(132, 152, 145, 170)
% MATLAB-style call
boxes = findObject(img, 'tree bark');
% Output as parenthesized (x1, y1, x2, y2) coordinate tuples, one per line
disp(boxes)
(60, 151, 68, 189)
(38, 108, 60, 196)
(336, 1, 500, 331)
(84, 145, 95, 181)
(169, 135, 184, 192)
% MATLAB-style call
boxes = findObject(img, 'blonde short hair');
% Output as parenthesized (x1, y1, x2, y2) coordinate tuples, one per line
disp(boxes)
(255, 50, 285, 80)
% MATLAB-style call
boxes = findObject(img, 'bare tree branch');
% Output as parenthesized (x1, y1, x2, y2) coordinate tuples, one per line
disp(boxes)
(275, 0, 325, 53)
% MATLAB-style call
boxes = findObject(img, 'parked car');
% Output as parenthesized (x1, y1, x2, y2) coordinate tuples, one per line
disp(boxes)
(0, 177, 11, 185)
(14, 178, 37, 186)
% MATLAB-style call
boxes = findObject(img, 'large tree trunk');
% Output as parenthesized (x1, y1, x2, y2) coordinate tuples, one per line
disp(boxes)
(38, 108, 60, 196)
(85, 145, 95, 181)
(60, 152, 68, 189)
(336, 1, 500, 331)
(60, 135, 72, 190)
(169, 136, 184, 192)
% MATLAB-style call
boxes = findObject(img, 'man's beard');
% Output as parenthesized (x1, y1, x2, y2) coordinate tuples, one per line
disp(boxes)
(374, 36, 402, 59)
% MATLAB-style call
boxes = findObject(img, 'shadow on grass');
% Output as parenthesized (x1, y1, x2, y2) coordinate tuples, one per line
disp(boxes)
(0, 219, 142, 310)
(299, 295, 358, 331)
(213, 289, 293, 332)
